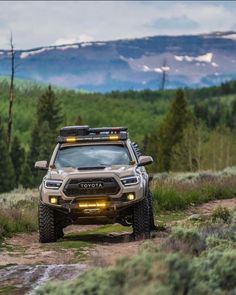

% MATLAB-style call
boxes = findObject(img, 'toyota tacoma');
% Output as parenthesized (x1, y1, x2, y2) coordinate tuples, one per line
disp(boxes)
(35, 126, 155, 243)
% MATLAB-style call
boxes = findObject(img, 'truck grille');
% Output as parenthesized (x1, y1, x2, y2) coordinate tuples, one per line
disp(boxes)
(63, 177, 120, 197)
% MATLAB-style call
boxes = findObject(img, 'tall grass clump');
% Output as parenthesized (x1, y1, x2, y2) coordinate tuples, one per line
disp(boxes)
(0, 198, 38, 244)
(152, 176, 236, 211)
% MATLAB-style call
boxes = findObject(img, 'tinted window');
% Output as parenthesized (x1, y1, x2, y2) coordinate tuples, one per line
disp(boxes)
(55, 144, 131, 169)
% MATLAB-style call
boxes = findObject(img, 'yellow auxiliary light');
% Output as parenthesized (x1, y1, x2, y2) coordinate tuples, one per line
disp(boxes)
(49, 196, 58, 204)
(66, 136, 77, 143)
(78, 202, 107, 208)
(109, 135, 120, 141)
(127, 193, 135, 201)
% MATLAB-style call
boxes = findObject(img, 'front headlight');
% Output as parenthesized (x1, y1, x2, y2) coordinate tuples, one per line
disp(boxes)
(120, 176, 139, 186)
(44, 179, 63, 189)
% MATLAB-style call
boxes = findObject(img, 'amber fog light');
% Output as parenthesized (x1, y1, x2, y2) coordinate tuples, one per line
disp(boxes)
(49, 196, 58, 204)
(127, 193, 135, 201)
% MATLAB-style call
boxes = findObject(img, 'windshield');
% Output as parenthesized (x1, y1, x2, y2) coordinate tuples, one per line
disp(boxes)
(54, 144, 132, 169)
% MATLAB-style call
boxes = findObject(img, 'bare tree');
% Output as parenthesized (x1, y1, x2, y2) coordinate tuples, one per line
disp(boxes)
(160, 58, 168, 90)
(7, 33, 15, 149)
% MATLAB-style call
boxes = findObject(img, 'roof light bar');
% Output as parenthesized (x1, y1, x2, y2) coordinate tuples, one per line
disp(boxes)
(66, 136, 77, 143)
(57, 126, 128, 143)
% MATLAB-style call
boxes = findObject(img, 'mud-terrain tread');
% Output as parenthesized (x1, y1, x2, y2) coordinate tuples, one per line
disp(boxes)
(133, 197, 150, 240)
(54, 211, 65, 239)
(38, 202, 57, 243)
(148, 190, 156, 230)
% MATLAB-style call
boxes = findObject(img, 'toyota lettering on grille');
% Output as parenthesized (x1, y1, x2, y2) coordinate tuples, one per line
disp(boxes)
(79, 182, 104, 189)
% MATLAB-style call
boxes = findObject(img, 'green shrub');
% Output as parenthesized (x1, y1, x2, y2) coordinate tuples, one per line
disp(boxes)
(163, 227, 203, 255)
(212, 207, 231, 223)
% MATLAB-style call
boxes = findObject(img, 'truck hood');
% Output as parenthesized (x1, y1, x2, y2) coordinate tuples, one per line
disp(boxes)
(46, 165, 138, 181)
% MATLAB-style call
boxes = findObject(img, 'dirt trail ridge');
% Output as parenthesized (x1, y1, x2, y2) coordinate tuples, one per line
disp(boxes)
(1, 198, 236, 294)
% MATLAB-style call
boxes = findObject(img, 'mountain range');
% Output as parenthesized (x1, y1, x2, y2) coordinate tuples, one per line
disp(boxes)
(1, 31, 236, 92)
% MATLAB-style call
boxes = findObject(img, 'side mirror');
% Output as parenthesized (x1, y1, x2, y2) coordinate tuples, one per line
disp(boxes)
(35, 160, 48, 170)
(138, 156, 153, 167)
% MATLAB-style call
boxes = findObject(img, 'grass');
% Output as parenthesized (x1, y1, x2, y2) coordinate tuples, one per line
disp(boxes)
(0, 198, 38, 246)
(0, 286, 18, 295)
(78, 224, 131, 235)
(35, 209, 236, 295)
(152, 175, 236, 211)
(157, 212, 187, 223)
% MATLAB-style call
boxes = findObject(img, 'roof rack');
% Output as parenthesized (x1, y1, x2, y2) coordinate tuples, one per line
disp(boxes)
(89, 127, 128, 134)
(57, 126, 128, 143)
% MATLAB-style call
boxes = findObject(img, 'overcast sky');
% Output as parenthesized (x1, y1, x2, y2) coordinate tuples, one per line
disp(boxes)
(0, 1, 236, 49)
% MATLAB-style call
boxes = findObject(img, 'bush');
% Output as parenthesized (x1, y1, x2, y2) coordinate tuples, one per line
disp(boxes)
(212, 206, 230, 223)
(163, 227, 203, 255)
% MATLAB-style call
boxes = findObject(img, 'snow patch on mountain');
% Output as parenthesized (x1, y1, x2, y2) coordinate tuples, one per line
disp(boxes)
(142, 65, 170, 73)
(20, 47, 54, 59)
(221, 34, 236, 41)
(56, 45, 79, 50)
(175, 53, 213, 63)
(96, 42, 106, 46)
(81, 43, 93, 47)
(211, 62, 218, 67)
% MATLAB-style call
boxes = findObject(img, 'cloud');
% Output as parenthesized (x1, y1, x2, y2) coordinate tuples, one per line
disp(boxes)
(0, 1, 235, 49)
(149, 16, 199, 31)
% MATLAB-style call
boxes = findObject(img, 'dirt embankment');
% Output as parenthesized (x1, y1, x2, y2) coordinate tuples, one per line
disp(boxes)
(1, 198, 236, 294)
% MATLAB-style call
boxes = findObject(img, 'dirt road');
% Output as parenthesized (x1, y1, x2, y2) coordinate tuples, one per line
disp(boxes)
(1, 198, 236, 294)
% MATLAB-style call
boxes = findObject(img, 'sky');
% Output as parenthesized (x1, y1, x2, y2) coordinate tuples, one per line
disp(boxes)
(0, 1, 236, 49)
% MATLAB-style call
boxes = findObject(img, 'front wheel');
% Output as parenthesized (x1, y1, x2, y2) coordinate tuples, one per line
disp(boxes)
(38, 202, 57, 243)
(147, 190, 157, 230)
(132, 197, 151, 240)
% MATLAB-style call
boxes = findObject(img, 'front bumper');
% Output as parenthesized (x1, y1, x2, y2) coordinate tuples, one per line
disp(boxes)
(40, 173, 145, 214)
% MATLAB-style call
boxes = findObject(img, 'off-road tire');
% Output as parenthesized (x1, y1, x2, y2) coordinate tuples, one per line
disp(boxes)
(38, 202, 57, 243)
(148, 190, 157, 230)
(132, 197, 151, 240)
(54, 211, 65, 239)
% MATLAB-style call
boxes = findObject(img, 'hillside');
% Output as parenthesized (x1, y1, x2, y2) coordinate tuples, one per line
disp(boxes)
(1, 32, 236, 91)
(0, 79, 236, 148)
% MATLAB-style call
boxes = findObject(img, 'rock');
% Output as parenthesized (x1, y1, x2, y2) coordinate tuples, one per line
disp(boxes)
(187, 214, 202, 220)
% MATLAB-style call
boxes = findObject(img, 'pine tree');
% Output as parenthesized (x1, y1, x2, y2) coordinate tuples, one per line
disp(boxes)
(21, 124, 42, 187)
(75, 115, 83, 126)
(20, 86, 62, 188)
(38, 121, 55, 161)
(0, 121, 15, 192)
(157, 89, 191, 171)
(10, 136, 25, 187)
(20, 161, 33, 188)
(36, 85, 62, 132)
(227, 97, 236, 129)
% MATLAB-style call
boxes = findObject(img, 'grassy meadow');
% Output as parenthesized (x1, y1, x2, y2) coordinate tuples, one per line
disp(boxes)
(1, 169, 236, 246)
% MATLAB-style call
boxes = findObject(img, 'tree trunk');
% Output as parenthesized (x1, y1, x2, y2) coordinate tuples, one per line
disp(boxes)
(7, 33, 15, 150)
